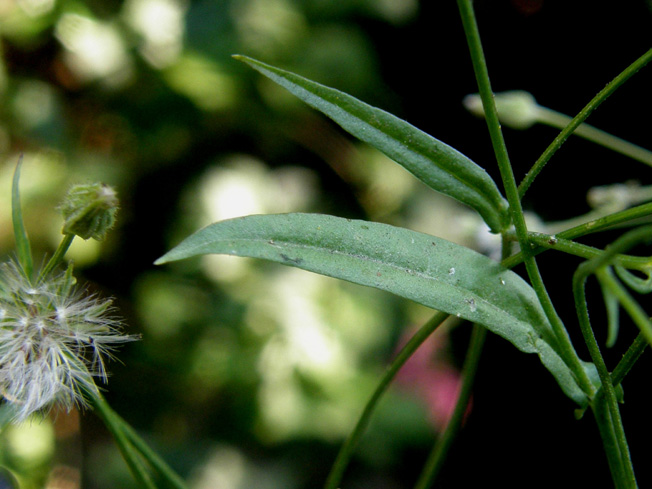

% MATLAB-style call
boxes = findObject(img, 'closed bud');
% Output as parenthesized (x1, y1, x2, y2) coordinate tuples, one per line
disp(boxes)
(463, 90, 539, 130)
(60, 183, 118, 240)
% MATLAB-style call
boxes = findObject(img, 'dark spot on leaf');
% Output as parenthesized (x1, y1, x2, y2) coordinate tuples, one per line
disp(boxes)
(280, 253, 304, 265)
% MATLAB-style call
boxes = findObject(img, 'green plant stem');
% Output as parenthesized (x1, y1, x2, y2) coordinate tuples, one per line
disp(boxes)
(575, 227, 652, 415)
(524, 232, 651, 272)
(502, 201, 652, 270)
(456, 0, 593, 396)
(580, 332, 648, 422)
(119, 418, 188, 489)
(88, 391, 188, 489)
(518, 47, 652, 198)
(591, 396, 630, 488)
(535, 106, 652, 168)
(38, 234, 75, 282)
(568, 226, 652, 488)
(323, 311, 449, 489)
(573, 265, 636, 488)
(597, 267, 652, 347)
(611, 333, 648, 387)
(412, 324, 486, 489)
(88, 392, 157, 489)
(558, 202, 652, 238)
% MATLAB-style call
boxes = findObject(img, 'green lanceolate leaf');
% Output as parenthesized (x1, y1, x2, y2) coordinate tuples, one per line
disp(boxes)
(234, 55, 510, 234)
(157, 213, 591, 405)
(11, 155, 33, 279)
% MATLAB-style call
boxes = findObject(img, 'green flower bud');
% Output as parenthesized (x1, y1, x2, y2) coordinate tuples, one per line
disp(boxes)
(60, 183, 119, 240)
(463, 90, 540, 130)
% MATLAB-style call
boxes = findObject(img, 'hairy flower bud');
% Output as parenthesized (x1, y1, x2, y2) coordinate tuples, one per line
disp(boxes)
(0, 259, 137, 421)
(60, 183, 119, 240)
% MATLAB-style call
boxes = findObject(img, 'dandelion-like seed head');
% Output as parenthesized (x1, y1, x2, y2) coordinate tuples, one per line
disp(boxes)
(0, 259, 137, 422)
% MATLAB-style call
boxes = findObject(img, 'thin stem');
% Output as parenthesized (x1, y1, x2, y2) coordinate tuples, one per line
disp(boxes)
(518, 47, 652, 198)
(597, 268, 652, 347)
(502, 201, 652, 270)
(573, 266, 636, 488)
(536, 106, 652, 168)
(88, 392, 157, 489)
(412, 324, 486, 489)
(611, 333, 647, 387)
(88, 390, 188, 489)
(38, 234, 75, 281)
(323, 311, 450, 489)
(524, 232, 651, 271)
(591, 397, 628, 487)
(558, 202, 652, 239)
(568, 227, 652, 487)
(457, 0, 593, 395)
(119, 416, 188, 489)
(582, 332, 648, 420)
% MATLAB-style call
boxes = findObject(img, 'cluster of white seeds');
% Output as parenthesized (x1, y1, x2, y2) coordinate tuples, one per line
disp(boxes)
(0, 259, 135, 421)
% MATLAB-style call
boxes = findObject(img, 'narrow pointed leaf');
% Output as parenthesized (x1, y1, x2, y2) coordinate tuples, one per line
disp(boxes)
(12, 156, 33, 279)
(600, 271, 621, 348)
(157, 213, 591, 405)
(235, 55, 510, 233)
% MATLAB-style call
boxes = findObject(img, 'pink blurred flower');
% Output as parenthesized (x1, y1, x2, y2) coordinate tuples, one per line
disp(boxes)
(395, 327, 470, 431)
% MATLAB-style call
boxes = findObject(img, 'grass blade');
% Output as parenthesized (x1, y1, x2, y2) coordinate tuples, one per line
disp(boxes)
(11, 156, 33, 279)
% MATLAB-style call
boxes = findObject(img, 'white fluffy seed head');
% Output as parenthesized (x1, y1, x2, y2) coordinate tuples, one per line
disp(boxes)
(0, 259, 138, 422)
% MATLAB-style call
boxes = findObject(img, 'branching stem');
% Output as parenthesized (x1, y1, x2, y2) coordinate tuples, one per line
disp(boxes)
(456, 0, 593, 395)
(518, 47, 652, 198)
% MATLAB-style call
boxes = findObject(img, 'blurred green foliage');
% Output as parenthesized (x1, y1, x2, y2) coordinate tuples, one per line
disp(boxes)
(3, 0, 649, 487)
(0, 1, 458, 488)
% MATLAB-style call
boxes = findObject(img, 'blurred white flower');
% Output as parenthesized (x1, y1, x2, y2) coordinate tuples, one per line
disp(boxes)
(0, 259, 136, 421)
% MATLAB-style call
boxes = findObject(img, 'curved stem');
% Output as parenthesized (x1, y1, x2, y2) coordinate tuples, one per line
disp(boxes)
(573, 266, 636, 488)
(597, 268, 652, 347)
(518, 47, 652, 198)
(568, 226, 652, 487)
(323, 311, 450, 489)
(412, 324, 486, 489)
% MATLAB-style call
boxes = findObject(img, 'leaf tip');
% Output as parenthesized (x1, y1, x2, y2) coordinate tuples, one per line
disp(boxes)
(232, 54, 253, 65)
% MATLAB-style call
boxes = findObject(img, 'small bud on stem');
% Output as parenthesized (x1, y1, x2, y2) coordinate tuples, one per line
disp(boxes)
(60, 183, 119, 241)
